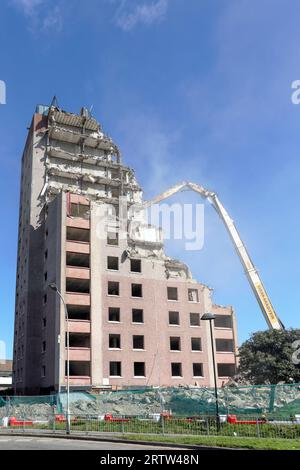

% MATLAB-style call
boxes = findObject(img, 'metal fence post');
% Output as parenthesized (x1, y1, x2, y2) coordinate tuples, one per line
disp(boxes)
(121, 419, 125, 435)
(161, 415, 165, 435)
(6, 396, 10, 418)
(256, 418, 260, 438)
(268, 384, 276, 413)
(52, 406, 56, 433)
(206, 417, 210, 436)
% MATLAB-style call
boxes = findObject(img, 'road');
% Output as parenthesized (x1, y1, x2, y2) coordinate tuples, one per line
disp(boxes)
(0, 435, 184, 450)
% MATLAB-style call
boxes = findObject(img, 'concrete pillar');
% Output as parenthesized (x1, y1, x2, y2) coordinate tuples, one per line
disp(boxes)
(90, 201, 104, 386)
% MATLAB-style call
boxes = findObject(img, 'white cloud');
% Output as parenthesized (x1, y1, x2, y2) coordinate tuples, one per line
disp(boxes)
(12, 0, 169, 33)
(114, 0, 169, 31)
(10, 0, 63, 32)
(115, 110, 182, 195)
(42, 5, 63, 32)
(11, 0, 44, 17)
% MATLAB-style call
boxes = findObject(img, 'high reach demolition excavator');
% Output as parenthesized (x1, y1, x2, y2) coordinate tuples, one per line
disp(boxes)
(143, 181, 284, 331)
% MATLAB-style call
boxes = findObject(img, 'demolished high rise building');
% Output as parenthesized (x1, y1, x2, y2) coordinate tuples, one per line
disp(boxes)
(13, 103, 238, 394)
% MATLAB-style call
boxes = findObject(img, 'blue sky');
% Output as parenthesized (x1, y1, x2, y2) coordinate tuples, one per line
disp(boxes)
(1, 0, 300, 359)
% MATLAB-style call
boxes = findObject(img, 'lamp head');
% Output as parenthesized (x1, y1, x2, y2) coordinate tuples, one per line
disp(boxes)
(48, 283, 58, 292)
(201, 312, 216, 321)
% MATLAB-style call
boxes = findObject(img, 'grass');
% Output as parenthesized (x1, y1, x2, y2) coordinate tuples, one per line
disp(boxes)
(17, 417, 300, 441)
(8, 424, 300, 449)
(8, 420, 300, 449)
(117, 433, 300, 450)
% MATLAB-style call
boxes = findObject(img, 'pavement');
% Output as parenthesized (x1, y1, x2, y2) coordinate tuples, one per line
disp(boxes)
(0, 435, 185, 450)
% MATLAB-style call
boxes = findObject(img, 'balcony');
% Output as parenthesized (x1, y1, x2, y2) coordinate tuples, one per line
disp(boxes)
(66, 361, 91, 384)
(66, 241, 90, 254)
(70, 203, 90, 219)
(69, 348, 91, 361)
(67, 304, 90, 321)
(215, 353, 236, 364)
(69, 332, 90, 348)
(65, 293, 90, 306)
(68, 377, 91, 386)
(67, 251, 90, 267)
(66, 216, 90, 230)
(215, 338, 235, 353)
(70, 194, 90, 206)
(68, 333, 91, 362)
(214, 314, 233, 329)
(217, 363, 236, 378)
(66, 278, 90, 294)
(214, 328, 234, 340)
(68, 320, 91, 334)
(66, 266, 90, 280)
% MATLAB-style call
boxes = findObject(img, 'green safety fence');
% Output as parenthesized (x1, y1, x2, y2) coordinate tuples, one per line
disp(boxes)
(0, 383, 300, 418)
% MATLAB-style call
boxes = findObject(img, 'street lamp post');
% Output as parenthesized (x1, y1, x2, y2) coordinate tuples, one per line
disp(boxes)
(201, 312, 220, 432)
(49, 283, 71, 435)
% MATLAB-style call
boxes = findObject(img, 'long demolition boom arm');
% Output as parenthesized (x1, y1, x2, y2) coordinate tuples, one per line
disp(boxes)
(144, 181, 283, 330)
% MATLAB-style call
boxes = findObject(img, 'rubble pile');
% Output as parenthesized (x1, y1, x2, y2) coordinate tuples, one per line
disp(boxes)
(1, 384, 300, 419)
(52, 385, 300, 416)
(0, 402, 53, 420)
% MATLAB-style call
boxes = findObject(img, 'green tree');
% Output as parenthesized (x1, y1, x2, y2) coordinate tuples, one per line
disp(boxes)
(238, 329, 300, 384)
